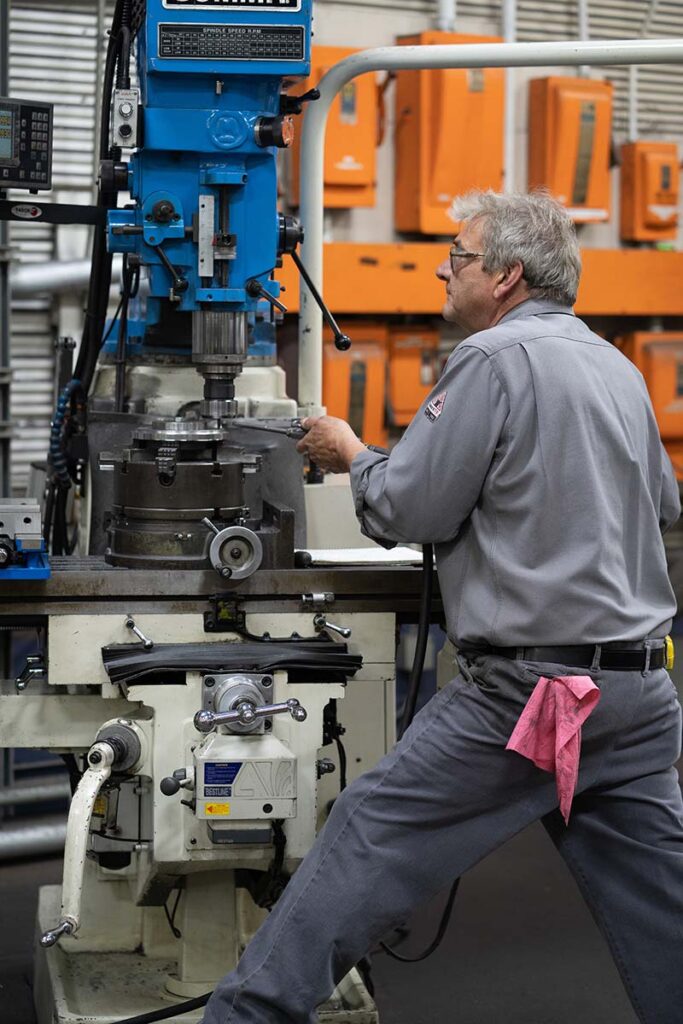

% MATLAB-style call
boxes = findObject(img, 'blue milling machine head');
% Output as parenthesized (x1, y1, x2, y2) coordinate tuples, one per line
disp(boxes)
(106, 0, 313, 418)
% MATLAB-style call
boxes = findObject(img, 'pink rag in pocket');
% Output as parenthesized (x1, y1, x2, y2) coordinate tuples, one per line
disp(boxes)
(506, 675, 601, 824)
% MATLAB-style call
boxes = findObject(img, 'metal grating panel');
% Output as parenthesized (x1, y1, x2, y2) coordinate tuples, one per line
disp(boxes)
(316, 0, 501, 19)
(517, 0, 683, 139)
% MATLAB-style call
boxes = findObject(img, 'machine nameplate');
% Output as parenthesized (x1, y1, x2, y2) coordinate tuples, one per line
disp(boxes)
(158, 23, 305, 60)
(205, 761, 242, 784)
(163, 0, 301, 8)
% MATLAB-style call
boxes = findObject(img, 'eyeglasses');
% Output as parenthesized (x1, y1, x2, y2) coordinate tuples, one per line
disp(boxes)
(449, 245, 485, 273)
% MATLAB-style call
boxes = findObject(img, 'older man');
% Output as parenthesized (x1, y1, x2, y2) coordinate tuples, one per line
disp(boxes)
(202, 191, 683, 1024)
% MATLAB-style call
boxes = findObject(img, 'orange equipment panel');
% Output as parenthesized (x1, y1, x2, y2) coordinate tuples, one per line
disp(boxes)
(394, 31, 504, 235)
(619, 331, 683, 478)
(620, 141, 679, 242)
(388, 325, 440, 426)
(288, 46, 378, 209)
(323, 323, 388, 449)
(528, 76, 613, 223)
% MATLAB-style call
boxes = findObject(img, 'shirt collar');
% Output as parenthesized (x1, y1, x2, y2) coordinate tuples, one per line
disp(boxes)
(497, 297, 575, 326)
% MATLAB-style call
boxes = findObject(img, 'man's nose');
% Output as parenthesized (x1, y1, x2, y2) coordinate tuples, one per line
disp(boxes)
(435, 258, 451, 281)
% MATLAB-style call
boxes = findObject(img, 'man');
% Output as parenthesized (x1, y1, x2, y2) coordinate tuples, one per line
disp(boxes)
(202, 191, 683, 1024)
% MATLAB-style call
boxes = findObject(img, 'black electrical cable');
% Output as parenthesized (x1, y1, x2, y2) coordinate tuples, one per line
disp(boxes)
(377, 541, 464, 964)
(163, 885, 183, 939)
(116, 24, 132, 91)
(398, 543, 434, 738)
(51, 485, 69, 556)
(59, 753, 83, 796)
(379, 878, 461, 963)
(109, 992, 211, 1024)
(101, 293, 125, 346)
(73, 0, 128, 394)
(114, 256, 139, 412)
(42, 480, 55, 547)
(91, 829, 151, 844)
(334, 735, 347, 791)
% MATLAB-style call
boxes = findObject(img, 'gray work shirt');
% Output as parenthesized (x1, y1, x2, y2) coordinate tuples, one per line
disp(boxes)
(350, 298, 680, 647)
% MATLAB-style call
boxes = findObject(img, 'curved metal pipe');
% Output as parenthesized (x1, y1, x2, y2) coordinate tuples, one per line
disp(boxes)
(0, 816, 67, 861)
(297, 37, 683, 414)
(9, 257, 122, 297)
(0, 780, 71, 808)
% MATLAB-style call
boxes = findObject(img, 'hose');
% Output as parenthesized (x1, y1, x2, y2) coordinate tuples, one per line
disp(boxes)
(49, 380, 83, 488)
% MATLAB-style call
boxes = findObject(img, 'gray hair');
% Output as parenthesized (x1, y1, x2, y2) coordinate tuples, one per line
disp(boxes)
(451, 190, 581, 305)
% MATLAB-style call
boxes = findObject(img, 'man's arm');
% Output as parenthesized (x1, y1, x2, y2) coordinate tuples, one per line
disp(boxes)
(299, 344, 510, 545)
(659, 445, 681, 534)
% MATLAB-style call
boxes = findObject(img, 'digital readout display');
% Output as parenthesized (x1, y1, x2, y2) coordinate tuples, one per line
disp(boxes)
(0, 109, 14, 161)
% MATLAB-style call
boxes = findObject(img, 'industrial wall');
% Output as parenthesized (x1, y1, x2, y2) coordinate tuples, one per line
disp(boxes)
(6, 0, 683, 491)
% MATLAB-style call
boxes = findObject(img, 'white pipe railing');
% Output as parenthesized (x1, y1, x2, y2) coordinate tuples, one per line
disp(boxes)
(628, 64, 638, 141)
(297, 37, 683, 415)
(577, 0, 590, 76)
(436, 0, 456, 34)
(502, 0, 517, 193)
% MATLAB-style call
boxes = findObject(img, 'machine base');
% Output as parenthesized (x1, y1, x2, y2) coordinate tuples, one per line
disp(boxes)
(34, 888, 378, 1024)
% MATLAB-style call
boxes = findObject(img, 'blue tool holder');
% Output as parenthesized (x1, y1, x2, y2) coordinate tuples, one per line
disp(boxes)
(107, 0, 312, 353)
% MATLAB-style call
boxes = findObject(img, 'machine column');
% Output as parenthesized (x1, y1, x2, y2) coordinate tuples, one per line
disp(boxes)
(168, 870, 239, 997)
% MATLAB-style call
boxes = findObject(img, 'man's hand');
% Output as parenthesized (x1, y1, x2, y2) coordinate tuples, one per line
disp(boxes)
(296, 416, 366, 473)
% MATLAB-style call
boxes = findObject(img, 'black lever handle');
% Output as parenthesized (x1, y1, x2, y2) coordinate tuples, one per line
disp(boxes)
(280, 87, 321, 116)
(246, 278, 288, 314)
(151, 244, 188, 296)
(290, 250, 351, 352)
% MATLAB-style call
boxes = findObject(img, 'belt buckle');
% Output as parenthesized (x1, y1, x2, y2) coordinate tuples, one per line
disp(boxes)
(665, 635, 675, 671)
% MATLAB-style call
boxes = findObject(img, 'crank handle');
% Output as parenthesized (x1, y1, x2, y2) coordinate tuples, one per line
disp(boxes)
(194, 697, 307, 733)
(125, 615, 154, 650)
(40, 741, 115, 949)
(313, 613, 352, 640)
(40, 919, 75, 948)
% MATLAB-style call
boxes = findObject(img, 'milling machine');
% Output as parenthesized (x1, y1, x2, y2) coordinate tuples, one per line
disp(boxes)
(0, 1, 429, 1021)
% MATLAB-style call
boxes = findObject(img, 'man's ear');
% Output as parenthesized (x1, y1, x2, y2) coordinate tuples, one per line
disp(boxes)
(493, 261, 525, 299)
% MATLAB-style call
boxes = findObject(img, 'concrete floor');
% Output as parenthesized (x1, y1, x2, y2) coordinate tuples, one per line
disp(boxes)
(0, 811, 657, 1024)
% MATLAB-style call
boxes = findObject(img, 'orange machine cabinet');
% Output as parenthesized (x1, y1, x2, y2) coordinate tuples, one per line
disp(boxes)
(288, 46, 377, 208)
(620, 141, 679, 242)
(528, 76, 613, 223)
(388, 325, 440, 426)
(323, 323, 388, 449)
(394, 31, 504, 235)
(619, 331, 683, 478)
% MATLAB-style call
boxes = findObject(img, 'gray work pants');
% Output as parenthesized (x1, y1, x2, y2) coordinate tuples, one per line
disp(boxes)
(201, 655, 683, 1024)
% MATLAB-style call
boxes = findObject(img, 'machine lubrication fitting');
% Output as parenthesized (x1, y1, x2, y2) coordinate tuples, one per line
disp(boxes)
(0, 1, 420, 1021)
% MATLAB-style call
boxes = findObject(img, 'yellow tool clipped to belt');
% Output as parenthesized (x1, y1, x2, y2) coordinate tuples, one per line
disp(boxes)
(665, 635, 675, 671)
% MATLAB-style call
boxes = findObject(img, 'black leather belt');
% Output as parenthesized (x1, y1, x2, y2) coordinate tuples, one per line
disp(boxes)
(464, 642, 666, 671)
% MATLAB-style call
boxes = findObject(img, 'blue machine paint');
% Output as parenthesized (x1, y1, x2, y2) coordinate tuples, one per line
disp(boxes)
(107, 0, 312, 355)
(0, 539, 51, 580)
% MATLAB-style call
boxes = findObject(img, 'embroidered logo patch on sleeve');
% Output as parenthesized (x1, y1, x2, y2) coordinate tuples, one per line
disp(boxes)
(425, 391, 447, 422)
